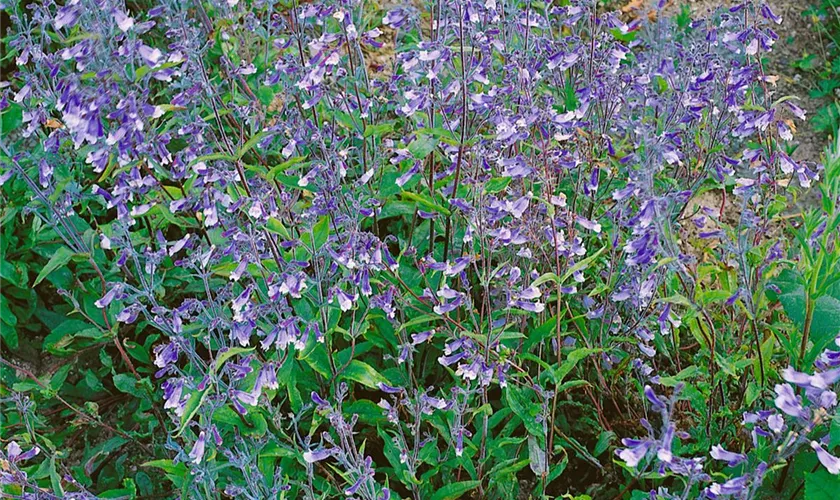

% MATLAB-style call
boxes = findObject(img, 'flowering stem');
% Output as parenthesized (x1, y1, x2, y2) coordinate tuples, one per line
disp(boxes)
(442, 1, 469, 262)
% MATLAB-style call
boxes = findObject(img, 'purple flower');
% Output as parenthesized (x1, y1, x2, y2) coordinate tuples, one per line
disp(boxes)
(498, 156, 532, 178)
(95, 284, 123, 309)
(274, 273, 308, 299)
(438, 351, 467, 367)
(433, 286, 465, 315)
(382, 8, 409, 28)
(153, 342, 179, 368)
(169, 234, 192, 256)
(812, 441, 840, 474)
(344, 475, 366, 496)
(617, 438, 650, 467)
(114, 10, 135, 32)
(232, 389, 258, 414)
(54, 3, 82, 30)
(378, 383, 402, 394)
(189, 431, 206, 464)
(6, 442, 40, 463)
(657, 423, 675, 463)
(311, 391, 330, 411)
(706, 475, 748, 498)
(411, 329, 435, 345)
(330, 288, 358, 312)
(138, 45, 163, 67)
(303, 447, 336, 463)
(767, 414, 785, 433)
(760, 3, 782, 24)
(163, 378, 187, 416)
(710, 445, 747, 467)
(783, 366, 840, 391)
(254, 363, 279, 396)
(644, 385, 666, 411)
(774, 384, 807, 418)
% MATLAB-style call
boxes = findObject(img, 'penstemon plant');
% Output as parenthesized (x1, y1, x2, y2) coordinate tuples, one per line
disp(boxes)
(1, 0, 839, 498)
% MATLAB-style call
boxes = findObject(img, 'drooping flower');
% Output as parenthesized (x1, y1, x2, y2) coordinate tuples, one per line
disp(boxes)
(710, 445, 747, 467)
(812, 441, 840, 474)
(189, 431, 206, 464)
(773, 383, 807, 418)
(6, 442, 40, 463)
(616, 438, 651, 468)
(303, 447, 336, 463)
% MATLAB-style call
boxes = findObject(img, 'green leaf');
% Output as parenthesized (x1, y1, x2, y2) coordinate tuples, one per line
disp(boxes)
(34, 247, 75, 286)
(546, 451, 568, 485)
(429, 481, 480, 500)
(237, 131, 271, 160)
(212, 406, 267, 437)
(653, 75, 669, 94)
(379, 200, 417, 219)
(657, 365, 701, 387)
(266, 217, 291, 238)
(487, 458, 530, 478)
(142, 459, 188, 476)
(769, 269, 840, 364)
(556, 380, 590, 393)
(363, 122, 394, 139)
(154, 104, 187, 116)
(257, 86, 274, 106)
(408, 135, 439, 160)
(0, 295, 17, 327)
(260, 442, 297, 459)
(312, 216, 330, 249)
(171, 349, 254, 434)
(134, 61, 183, 82)
(831, 418, 840, 450)
(113, 373, 137, 393)
(814, 102, 840, 135)
(532, 246, 607, 289)
(0, 297, 18, 349)
(49, 364, 71, 391)
(505, 386, 543, 439)
(528, 435, 547, 475)
(49, 457, 63, 496)
(43, 319, 102, 355)
(593, 431, 615, 457)
(341, 360, 387, 389)
(553, 348, 600, 384)
(484, 177, 511, 194)
(805, 468, 840, 500)
(399, 191, 451, 216)
(0, 259, 27, 288)
(85, 370, 106, 392)
(274, 173, 318, 192)
(265, 157, 307, 181)
(176, 389, 208, 437)
(610, 27, 637, 43)
(190, 153, 236, 165)
(212, 347, 254, 374)
(1, 102, 23, 134)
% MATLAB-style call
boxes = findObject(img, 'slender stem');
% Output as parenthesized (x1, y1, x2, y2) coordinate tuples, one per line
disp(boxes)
(799, 296, 815, 368)
(751, 319, 766, 386)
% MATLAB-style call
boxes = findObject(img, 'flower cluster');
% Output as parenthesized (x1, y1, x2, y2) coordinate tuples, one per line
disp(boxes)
(0, 0, 831, 498)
